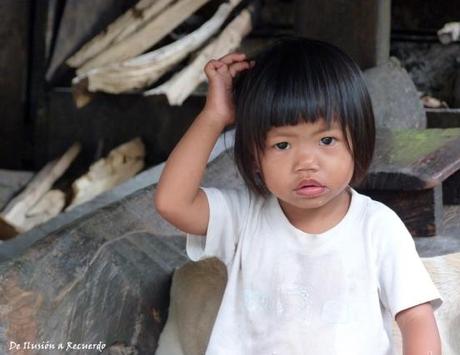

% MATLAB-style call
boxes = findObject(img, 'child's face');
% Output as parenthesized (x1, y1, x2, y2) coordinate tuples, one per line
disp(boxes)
(259, 119, 354, 216)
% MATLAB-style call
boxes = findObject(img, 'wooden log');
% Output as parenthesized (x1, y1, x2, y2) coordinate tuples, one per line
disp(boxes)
(66, 0, 173, 69)
(72, 2, 237, 96)
(77, 0, 213, 74)
(0, 143, 80, 237)
(421, 95, 448, 108)
(67, 138, 145, 210)
(21, 190, 66, 232)
(437, 22, 460, 44)
(144, 4, 254, 105)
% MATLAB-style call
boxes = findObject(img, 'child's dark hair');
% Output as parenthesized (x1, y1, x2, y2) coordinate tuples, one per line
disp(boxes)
(232, 36, 375, 195)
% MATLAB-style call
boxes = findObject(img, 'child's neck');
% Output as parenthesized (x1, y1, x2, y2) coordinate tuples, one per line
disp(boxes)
(278, 187, 352, 235)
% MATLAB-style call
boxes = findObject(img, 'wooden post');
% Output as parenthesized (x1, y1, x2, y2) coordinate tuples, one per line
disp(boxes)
(0, 0, 30, 168)
(294, 0, 391, 70)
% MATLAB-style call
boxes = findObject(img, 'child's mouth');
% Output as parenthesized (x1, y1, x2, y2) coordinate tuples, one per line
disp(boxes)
(295, 180, 326, 197)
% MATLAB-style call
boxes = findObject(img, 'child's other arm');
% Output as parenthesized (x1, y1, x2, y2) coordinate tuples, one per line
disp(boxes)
(154, 52, 254, 236)
(396, 302, 441, 355)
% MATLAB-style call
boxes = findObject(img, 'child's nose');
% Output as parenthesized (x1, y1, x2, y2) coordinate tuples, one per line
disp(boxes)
(294, 149, 319, 172)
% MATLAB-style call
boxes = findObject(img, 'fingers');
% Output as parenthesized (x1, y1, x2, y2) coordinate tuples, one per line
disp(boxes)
(204, 59, 225, 77)
(228, 61, 252, 77)
(217, 52, 247, 64)
(204, 52, 255, 79)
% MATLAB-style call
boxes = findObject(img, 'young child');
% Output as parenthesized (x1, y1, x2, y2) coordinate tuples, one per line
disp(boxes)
(154, 36, 443, 355)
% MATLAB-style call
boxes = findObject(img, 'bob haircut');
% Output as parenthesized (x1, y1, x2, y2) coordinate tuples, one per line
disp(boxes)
(232, 36, 375, 196)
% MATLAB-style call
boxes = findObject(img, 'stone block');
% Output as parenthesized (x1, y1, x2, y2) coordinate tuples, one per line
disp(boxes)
(364, 58, 426, 129)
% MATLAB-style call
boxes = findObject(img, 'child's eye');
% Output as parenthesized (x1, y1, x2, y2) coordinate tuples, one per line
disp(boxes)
(320, 137, 336, 146)
(273, 142, 290, 150)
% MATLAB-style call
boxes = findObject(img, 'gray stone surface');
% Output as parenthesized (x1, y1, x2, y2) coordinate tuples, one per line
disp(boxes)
(364, 57, 426, 129)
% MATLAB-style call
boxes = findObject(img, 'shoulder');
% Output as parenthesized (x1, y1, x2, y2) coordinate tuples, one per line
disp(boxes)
(201, 185, 267, 221)
(201, 185, 256, 208)
(354, 190, 415, 253)
(351, 190, 406, 230)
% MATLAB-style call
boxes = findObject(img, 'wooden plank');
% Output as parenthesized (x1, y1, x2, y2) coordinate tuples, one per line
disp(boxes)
(360, 185, 444, 237)
(361, 128, 460, 190)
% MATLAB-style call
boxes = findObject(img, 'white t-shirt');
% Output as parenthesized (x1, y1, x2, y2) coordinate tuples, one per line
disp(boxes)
(186, 187, 443, 355)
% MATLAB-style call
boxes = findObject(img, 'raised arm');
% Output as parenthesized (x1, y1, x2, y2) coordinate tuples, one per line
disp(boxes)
(154, 52, 254, 235)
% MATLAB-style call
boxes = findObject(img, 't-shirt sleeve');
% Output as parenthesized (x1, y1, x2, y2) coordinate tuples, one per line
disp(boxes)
(186, 187, 250, 266)
(374, 207, 443, 320)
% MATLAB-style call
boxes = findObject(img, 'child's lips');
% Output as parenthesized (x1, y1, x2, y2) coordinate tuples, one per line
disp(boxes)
(295, 179, 326, 197)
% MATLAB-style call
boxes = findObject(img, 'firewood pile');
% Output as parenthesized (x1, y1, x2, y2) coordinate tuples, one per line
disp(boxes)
(0, 0, 258, 241)
(69, 0, 256, 107)
(0, 138, 145, 240)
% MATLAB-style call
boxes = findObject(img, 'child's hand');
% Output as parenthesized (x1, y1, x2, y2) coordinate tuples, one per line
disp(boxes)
(203, 52, 255, 126)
